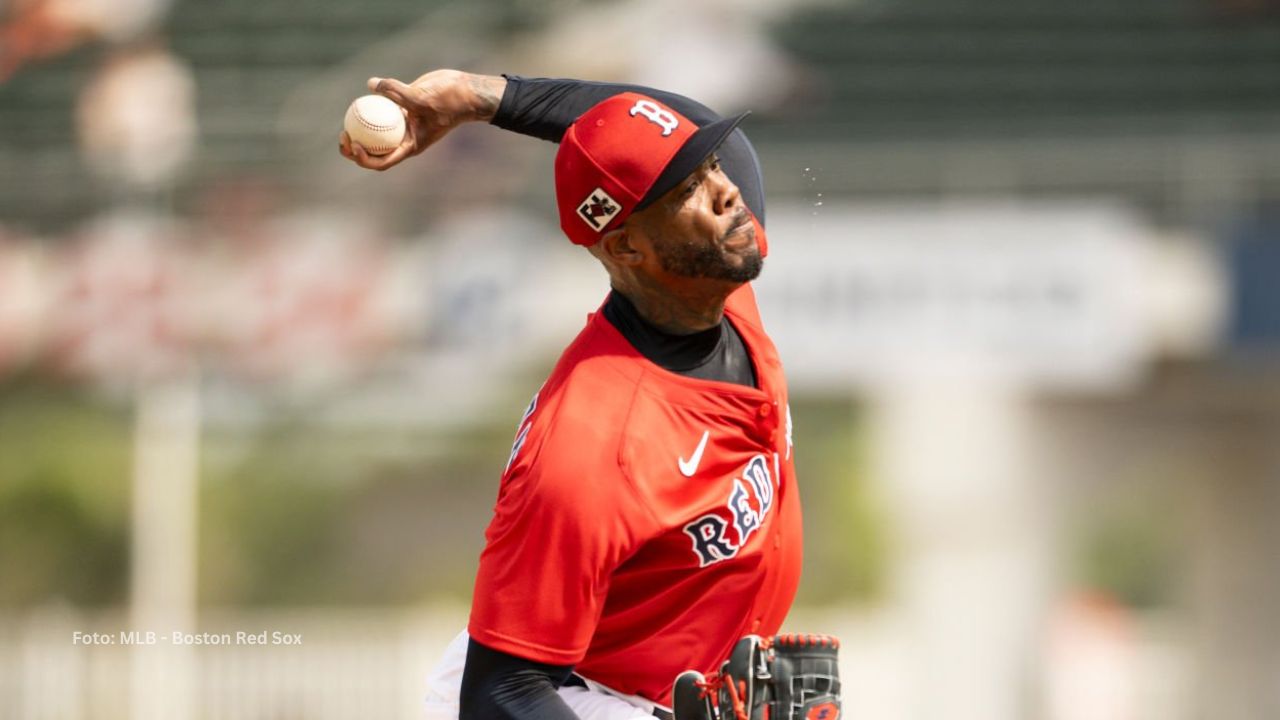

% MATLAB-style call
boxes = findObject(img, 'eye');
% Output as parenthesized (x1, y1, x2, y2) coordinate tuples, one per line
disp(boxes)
(681, 179, 700, 197)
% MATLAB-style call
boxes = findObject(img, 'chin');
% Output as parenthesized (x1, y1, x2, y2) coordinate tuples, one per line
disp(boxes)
(724, 247, 763, 283)
(659, 230, 762, 282)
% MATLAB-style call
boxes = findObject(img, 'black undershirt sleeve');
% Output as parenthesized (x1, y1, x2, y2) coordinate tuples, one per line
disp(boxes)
(491, 75, 766, 226)
(459, 638, 581, 720)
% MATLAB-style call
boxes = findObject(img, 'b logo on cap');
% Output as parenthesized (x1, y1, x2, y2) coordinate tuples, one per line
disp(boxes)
(576, 188, 621, 231)
(629, 100, 679, 136)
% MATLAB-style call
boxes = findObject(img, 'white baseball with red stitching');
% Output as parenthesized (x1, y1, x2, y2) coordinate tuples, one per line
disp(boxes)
(343, 94, 406, 156)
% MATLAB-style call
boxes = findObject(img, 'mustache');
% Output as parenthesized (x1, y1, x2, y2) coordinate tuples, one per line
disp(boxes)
(720, 210, 751, 242)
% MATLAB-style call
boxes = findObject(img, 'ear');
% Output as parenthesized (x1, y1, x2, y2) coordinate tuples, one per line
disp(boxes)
(599, 226, 647, 267)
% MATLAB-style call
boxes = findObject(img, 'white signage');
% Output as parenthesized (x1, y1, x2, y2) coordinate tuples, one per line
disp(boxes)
(754, 202, 1155, 391)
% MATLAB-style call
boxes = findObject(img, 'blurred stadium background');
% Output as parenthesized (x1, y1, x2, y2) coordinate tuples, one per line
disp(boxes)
(2, 0, 1280, 718)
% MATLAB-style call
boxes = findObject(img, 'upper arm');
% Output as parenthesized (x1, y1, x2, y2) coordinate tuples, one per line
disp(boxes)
(468, 405, 645, 665)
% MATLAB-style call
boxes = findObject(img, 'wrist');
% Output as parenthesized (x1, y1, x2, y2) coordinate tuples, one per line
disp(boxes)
(463, 72, 506, 123)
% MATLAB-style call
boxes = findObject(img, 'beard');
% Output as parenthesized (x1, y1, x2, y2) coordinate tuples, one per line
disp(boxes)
(656, 226, 763, 283)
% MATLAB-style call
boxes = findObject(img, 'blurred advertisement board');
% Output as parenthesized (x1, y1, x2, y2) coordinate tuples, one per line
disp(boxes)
(0, 208, 597, 399)
(1226, 213, 1280, 349)
(755, 202, 1157, 392)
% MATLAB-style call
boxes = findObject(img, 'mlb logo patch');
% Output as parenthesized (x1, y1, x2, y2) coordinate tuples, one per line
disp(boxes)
(577, 188, 621, 231)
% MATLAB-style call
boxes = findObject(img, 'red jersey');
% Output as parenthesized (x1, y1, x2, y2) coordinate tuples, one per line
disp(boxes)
(468, 280, 802, 706)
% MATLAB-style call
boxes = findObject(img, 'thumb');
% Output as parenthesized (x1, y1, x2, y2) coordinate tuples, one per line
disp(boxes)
(368, 76, 415, 108)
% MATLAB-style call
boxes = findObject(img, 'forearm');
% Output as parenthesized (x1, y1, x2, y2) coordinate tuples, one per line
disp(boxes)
(491, 75, 721, 143)
(459, 638, 582, 720)
(461, 72, 506, 123)
(417, 69, 505, 124)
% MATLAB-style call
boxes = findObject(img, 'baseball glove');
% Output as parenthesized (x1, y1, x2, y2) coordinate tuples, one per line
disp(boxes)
(672, 633, 841, 720)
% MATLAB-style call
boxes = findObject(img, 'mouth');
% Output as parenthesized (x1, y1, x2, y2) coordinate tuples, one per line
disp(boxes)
(722, 215, 754, 249)
(722, 213, 752, 242)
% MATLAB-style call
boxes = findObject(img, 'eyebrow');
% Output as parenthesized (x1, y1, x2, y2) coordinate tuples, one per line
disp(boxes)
(684, 156, 720, 185)
(663, 155, 722, 209)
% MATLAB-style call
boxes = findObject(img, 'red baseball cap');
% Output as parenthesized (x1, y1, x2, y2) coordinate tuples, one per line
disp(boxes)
(554, 92, 749, 247)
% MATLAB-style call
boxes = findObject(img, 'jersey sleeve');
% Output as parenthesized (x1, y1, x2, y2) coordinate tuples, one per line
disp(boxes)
(491, 75, 766, 225)
(468, 404, 652, 665)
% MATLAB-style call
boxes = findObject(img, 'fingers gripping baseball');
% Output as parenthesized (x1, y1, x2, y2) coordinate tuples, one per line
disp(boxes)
(338, 70, 474, 171)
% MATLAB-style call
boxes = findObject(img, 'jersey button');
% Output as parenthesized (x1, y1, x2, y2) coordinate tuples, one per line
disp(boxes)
(758, 403, 772, 418)
(751, 619, 762, 632)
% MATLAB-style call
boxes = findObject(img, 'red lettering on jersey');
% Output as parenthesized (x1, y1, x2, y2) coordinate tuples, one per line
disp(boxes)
(729, 479, 761, 543)
(683, 513, 735, 567)
(684, 454, 775, 566)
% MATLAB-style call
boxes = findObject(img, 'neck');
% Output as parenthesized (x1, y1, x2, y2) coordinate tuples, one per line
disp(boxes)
(611, 276, 738, 335)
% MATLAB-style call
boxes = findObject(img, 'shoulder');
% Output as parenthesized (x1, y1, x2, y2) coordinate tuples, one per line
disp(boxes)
(491, 318, 663, 544)
(542, 314, 645, 434)
(502, 315, 645, 498)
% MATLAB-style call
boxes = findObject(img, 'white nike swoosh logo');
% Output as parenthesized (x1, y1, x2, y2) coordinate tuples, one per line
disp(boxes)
(678, 430, 710, 477)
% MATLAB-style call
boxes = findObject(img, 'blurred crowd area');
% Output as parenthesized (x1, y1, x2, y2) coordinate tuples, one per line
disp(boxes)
(2, 0, 1280, 719)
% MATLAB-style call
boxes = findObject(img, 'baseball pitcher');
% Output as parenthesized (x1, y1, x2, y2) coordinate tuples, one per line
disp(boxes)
(341, 70, 838, 720)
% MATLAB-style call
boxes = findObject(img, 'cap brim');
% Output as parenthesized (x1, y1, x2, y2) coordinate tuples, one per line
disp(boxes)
(635, 111, 750, 211)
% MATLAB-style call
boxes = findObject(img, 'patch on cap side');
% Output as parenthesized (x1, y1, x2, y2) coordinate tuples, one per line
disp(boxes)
(576, 188, 621, 231)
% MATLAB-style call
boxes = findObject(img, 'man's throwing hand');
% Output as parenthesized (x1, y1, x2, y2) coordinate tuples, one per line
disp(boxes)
(339, 69, 506, 172)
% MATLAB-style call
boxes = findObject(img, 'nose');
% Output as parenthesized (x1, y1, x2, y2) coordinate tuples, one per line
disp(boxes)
(712, 172, 740, 215)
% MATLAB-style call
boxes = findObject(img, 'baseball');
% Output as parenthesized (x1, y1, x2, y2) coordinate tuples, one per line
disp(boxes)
(343, 94, 406, 155)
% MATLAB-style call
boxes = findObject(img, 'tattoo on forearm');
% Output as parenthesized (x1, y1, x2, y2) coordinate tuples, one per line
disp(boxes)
(468, 74, 502, 121)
